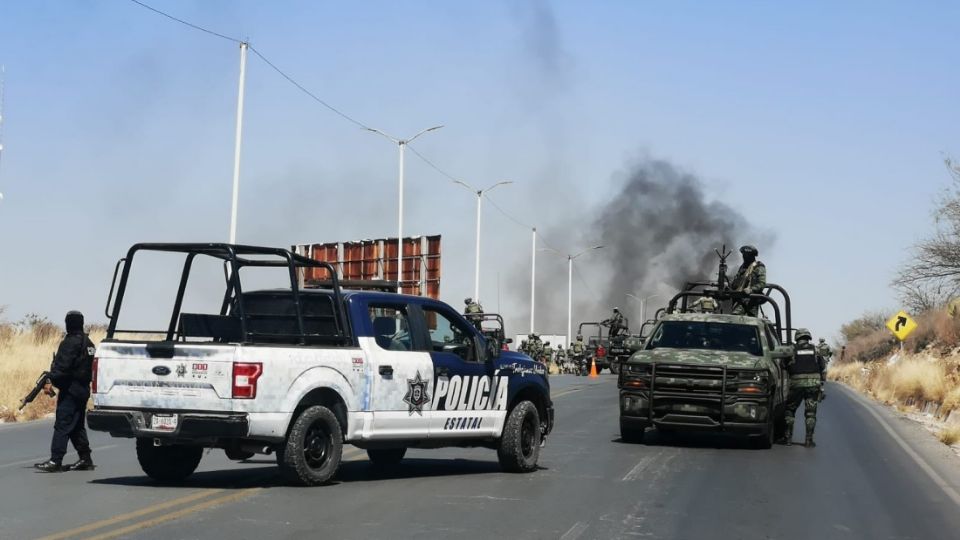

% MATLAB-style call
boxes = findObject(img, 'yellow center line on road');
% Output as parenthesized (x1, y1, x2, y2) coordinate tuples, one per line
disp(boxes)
(34, 489, 224, 540)
(35, 446, 366, 540)
(82, 487, 263, 540)
(553, 388, 583, 398)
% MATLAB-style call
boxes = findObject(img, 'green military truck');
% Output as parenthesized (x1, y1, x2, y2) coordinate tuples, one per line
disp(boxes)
(618, 274, 795, 449)
(609, 319, 659, 374)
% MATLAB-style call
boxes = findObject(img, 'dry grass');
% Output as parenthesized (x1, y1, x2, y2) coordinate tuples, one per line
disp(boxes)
(939, 425, 960, 446)
(829, 357, 949, 404)
(0, 323, 104, 423)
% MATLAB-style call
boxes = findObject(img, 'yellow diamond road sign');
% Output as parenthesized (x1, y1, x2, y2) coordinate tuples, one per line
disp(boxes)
(886, 311, 918, 341)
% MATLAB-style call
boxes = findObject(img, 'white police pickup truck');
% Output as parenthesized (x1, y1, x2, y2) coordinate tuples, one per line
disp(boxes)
(88, 244, 553, 486)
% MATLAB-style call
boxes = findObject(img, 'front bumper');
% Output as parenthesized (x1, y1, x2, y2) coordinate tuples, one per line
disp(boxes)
(88, 409, 249, 441)
(619, 390, 769, 433)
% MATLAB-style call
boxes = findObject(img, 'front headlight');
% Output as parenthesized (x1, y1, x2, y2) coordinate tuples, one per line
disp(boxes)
(626, 363, 651, 374)
(735, 371, 768, 394)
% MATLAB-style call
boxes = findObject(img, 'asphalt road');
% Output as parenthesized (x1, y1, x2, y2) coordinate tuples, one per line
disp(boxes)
(2, 377, 960, 540)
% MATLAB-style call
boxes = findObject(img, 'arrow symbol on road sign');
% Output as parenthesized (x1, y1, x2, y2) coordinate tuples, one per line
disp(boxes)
(895, 316, 907, 331)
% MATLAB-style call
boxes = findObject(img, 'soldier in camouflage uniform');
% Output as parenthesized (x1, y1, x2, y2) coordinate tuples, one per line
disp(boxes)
(690, 296, 719, 313)
(529, 333, 544, 362)
(570, 334, 588, 375)
(464, 298, 483, 315)
(817, 338, 833, 362)
(543, 342, 554, 366)
(602, 308, 627, 338)
(729, 245, 766, 316)
(555, 345, 567, 372)
(519, 339, 529, 355)
(782, 328, 827, 447)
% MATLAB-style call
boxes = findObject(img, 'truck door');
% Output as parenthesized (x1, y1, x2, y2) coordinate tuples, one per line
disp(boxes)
(417, 305, 505, 438)
(365, 302, 434, 439)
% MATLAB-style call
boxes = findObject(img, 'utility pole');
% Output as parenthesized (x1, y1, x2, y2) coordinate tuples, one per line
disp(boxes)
(530, 227, 537, 334)
(366, 125, 444, 294)
(229, 42, 248, 244)
(0, 65, 6, 201)
(453, 180, 512, 302)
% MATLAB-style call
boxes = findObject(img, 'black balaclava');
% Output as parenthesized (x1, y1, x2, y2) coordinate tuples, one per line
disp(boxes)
(65, 311, 84, 334)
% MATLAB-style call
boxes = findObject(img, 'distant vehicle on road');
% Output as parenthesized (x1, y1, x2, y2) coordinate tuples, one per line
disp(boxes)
(88, 244, 553, 486)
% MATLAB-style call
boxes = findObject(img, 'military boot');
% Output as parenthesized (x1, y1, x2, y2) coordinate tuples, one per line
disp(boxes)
(804, 434, 816, 448)
(34, 460, 63, 473)
(782, 424, 793, 446)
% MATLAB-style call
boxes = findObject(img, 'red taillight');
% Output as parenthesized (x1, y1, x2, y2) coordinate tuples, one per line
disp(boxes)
(91, 357, 99, 394)
(232, 362, 263, 399)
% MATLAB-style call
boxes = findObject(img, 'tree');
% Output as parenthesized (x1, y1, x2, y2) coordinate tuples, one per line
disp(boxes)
(893, 158, 960, 310)
(839, 311, 887, 343)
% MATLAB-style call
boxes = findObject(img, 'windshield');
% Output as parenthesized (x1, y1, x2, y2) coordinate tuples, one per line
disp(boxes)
(645, 321, 762, 356)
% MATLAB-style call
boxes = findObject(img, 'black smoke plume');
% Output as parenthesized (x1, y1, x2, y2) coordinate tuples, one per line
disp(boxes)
(521, 158, 769, 335)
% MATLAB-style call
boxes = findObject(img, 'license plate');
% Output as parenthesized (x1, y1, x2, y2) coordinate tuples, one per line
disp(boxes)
(150, 414, 178, 431)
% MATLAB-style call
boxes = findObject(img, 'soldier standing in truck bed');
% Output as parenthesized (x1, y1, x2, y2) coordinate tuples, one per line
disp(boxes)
(729, 245, 766, 316)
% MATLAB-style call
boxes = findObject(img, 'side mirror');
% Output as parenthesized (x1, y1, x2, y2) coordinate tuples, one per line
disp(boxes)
(505, 338, 514, 345)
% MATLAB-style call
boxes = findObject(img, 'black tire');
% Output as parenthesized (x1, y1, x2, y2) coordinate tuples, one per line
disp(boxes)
(367, 447, 406, 466)
(751, 415, 775, 449)
(135, 438, 203, 483)
(620, 419, 645, 443)
(278, 405, 343, 486)
(497, 401, 541, 473)
(224, 448, 256, 461)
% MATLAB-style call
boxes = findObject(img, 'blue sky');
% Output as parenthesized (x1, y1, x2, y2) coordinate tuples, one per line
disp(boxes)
(0, 1, 958, 341)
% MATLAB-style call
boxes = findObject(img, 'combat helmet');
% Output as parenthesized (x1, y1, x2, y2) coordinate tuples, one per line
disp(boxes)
(576, 334, 583, 340)
(465, 297, 473, 305)
(795, 328, 813, 342)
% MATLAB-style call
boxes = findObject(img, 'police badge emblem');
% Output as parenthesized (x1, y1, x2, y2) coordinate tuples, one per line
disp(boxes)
(403, 371, 431, 416)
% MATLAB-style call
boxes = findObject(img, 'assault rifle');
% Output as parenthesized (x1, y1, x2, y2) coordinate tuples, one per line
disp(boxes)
(715, 244, 733, 291)
(19, 358, 56, 411)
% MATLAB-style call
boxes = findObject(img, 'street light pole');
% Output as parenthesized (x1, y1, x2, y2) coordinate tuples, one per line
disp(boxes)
(453, 180, 512, 302)
(567, 255, 573, 347)
(530, 228, 537, 334)
(627, 293, 662, 322)
(542, 245, 604, 345)
(228, 41, 248, 244)
(366, 125, 444, 293)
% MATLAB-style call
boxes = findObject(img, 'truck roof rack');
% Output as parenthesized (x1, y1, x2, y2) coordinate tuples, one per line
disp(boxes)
(305, 279, 398, 293)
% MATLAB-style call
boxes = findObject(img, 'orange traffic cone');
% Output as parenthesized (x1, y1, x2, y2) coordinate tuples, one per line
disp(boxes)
(589, 358, 598, 378)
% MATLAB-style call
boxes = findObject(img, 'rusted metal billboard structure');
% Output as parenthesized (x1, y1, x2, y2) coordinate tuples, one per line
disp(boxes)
(293, 235, 441, 298)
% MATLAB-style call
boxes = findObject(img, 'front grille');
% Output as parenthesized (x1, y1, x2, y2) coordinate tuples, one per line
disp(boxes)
(652, 364, 735, 394)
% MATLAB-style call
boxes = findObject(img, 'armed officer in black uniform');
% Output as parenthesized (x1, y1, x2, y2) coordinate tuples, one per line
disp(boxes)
(35, 311, 96, 472)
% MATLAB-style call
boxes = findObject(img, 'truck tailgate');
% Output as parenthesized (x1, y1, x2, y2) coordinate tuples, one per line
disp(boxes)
(94, 342, 237, 411)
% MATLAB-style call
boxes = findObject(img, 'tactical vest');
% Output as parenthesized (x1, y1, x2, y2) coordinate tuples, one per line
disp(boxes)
(735, 261, 759, 291)
(791, 345, 821, 375)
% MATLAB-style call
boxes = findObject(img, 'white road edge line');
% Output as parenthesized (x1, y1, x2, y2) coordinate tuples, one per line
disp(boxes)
(622, 453, 657, 482)
(841, 384, 960, 508)
(560, 521, 589, 540)
(0, 444, 118, 470)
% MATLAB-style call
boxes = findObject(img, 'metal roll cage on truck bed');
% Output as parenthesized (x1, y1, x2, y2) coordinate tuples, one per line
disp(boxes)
(92, 243, 554, 486)
(104, 243, 351, 346)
